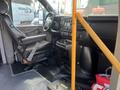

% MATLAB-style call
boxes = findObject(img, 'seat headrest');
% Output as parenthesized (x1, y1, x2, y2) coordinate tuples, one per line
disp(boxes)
(0, 0, 8, 14)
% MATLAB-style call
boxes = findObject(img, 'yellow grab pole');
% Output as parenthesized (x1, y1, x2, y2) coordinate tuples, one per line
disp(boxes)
(76, 12, 120, 73)
(71, 0, 77, 90)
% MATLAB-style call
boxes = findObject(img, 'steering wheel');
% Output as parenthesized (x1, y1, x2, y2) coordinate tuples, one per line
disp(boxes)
(43, 12, 54, 31)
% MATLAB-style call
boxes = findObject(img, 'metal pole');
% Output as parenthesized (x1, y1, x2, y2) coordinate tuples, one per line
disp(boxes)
(71, 0, 77, 90)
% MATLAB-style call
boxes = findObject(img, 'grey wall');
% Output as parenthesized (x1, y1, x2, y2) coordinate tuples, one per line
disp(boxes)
(110, 0, 120, 90)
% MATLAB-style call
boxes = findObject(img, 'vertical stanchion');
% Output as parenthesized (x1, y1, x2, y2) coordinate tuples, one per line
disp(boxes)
(71, 0, 77, 90)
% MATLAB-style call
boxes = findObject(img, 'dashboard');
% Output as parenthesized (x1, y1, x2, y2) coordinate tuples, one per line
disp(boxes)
(52, 16, 72, 32)
(51, 15, 85, 33)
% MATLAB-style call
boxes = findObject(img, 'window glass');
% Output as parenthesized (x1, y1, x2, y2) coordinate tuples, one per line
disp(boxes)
(11, 0, 46, 26)
(47, 0, 118, 16)
(100, 0, 118, 5)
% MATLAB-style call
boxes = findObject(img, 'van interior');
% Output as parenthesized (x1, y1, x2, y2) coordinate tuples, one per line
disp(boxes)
(0, 0, 118, 90)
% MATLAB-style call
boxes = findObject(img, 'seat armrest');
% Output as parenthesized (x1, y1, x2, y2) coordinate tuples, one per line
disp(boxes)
(22, 34, 46, 45)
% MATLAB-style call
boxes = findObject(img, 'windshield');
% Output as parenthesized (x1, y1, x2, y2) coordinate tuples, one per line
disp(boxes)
(47, 0, 118, 16)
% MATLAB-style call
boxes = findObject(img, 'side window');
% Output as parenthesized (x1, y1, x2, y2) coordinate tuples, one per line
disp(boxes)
(81, 0, 119, 16)
(11, 0, 45, 26)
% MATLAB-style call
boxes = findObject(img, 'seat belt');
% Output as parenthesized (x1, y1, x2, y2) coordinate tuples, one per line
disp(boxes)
(27, 41, 49, 62)
(27, 42, 40, 62)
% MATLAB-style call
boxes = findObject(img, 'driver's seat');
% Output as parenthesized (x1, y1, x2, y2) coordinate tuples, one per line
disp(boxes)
(0, 0, 50, 64)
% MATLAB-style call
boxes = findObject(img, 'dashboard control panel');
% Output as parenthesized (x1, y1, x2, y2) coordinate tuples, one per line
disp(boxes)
(52, 16, 72, 32)
(52, 15, 86, 32)
(51, 15, 88, 41)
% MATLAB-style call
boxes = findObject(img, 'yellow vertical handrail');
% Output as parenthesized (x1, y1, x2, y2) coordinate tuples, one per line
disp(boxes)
(71, 1, 120, 90)
(76, 12, 120, 73)
(71, 0, 77, 90)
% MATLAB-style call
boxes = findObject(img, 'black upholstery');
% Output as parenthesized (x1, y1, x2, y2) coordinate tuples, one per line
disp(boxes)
(79, 47, 93, 75)
(0, 0, 49, 64)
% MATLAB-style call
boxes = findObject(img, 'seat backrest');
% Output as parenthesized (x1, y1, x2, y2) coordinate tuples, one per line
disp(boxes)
(0, 0, 26, 42)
